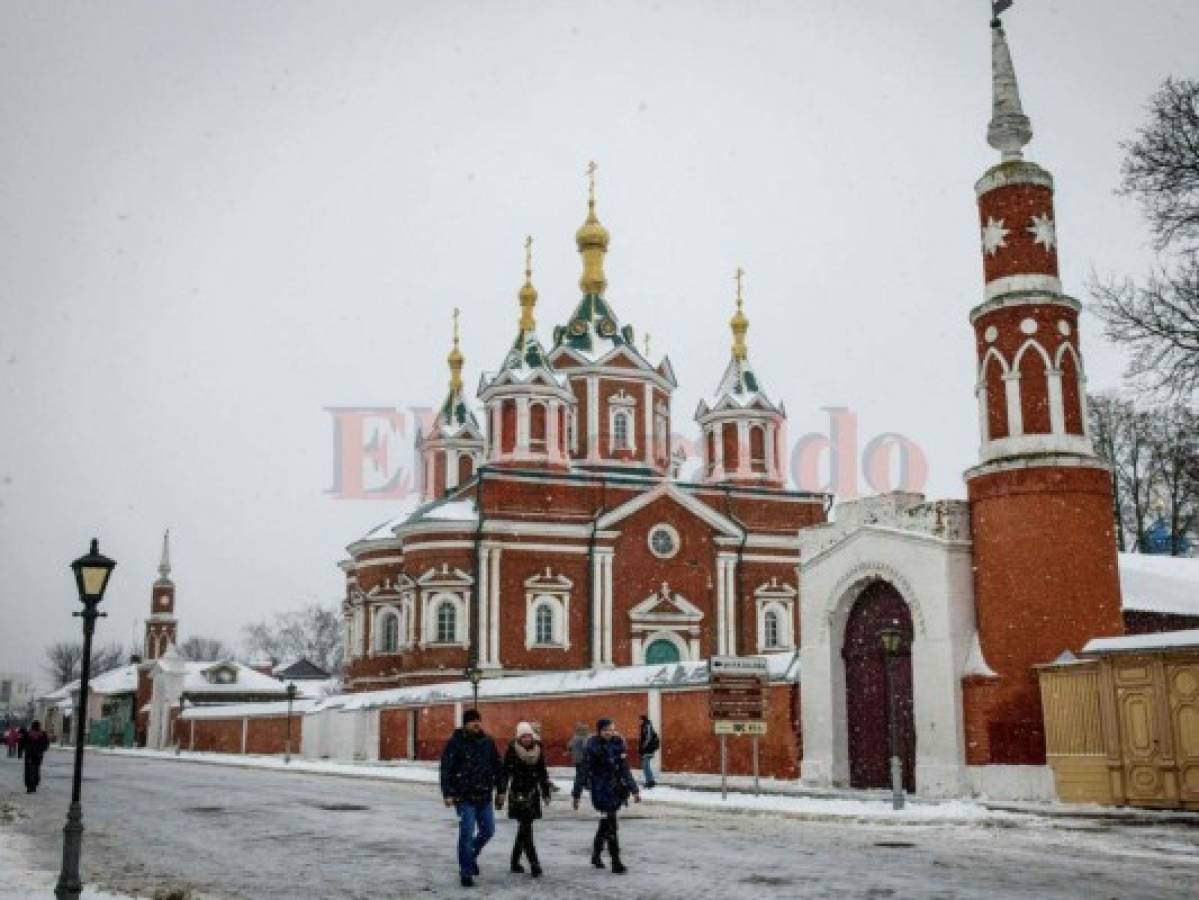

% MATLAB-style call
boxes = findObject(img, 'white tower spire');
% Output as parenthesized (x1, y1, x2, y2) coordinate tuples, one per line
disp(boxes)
(158, 528, 171, 580)
(987, 14, 1032, 160)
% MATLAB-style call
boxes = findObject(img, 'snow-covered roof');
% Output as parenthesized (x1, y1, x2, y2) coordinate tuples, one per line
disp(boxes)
(1082, 629, 1199, 655)
(88, 664, 139, 696)
(180, 698, 319, 720)
(1118, 553, 1199, 618)
(177, 660, 292, 696)
(315, 652, 799, 713)
(695, 355, 783, 419)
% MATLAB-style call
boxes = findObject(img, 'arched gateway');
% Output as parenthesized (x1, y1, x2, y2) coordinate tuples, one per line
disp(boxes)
(843, 580, 915, 791)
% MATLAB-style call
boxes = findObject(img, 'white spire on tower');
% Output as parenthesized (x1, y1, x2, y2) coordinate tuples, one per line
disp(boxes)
(987, 12, 1032, 160)
(158, 528, 171, 580)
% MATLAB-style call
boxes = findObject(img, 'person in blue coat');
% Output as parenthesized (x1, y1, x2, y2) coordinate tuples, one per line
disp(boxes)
(439, 709, 503, 888)
(571, 717, 641, 873)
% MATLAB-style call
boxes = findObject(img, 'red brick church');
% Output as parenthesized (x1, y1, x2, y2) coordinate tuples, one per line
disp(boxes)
(337, 18, 1142, 799)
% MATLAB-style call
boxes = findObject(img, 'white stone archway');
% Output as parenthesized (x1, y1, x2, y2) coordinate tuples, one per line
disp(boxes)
(797, 495, 977, 798)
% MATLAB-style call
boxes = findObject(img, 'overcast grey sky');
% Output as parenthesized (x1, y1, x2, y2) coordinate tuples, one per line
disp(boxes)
(2, 1, 1195, 689)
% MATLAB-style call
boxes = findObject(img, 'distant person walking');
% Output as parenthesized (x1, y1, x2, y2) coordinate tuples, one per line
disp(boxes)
(439, 709, 503, 888)
(15, 727, 27, 759)
(572, 717, 640, 874)
(20, 721, 50, 793)
(496, 721, 551, 878)
(568, 722, 589, 785)
(4, 726, 18, 758)
(637, 714, 660, 789)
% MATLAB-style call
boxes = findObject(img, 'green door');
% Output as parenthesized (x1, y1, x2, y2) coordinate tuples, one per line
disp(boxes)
(645, 639, 681, 665)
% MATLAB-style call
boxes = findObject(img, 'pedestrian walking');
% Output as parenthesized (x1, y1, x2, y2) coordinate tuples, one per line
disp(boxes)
(567, 722, 589, 787)
(571, 717, 640, 874)
(20, 721, 50, 793)
(15, 727, 27, 759)
(637, 714, 660, 788)
(439, 708, 503, 888)
(496, 721, 551, 878)
(3, 726, 18, 758)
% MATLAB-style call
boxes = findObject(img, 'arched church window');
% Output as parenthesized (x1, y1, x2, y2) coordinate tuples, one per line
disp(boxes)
(644, 638, 681, 665)
(706, 429, 717, 475)
(436, 601, 457, 644)
(613, 410, 631, 451)
(750, 425, 767, 473)
(535, 603, 554, 645)
(381, 613, 399, 653)
(764, 609, 780, 649)
(529, 402, 547, 451)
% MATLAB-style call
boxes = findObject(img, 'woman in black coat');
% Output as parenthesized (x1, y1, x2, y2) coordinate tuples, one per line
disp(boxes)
(496, 721, 551, 878)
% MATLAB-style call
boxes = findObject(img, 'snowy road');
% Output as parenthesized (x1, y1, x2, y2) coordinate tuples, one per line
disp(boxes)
(3, 752, 1199, 899)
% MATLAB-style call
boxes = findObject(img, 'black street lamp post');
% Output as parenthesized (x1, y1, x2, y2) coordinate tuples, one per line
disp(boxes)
(465, 663, 483, 710)
(879, 625, 905, 811)
(55, 539, 116, 900)
(284, 683, 298, 763)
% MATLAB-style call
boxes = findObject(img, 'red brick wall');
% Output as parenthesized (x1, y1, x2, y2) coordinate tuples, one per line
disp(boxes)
(191, 718, 243, 754)
(966, 464, 1123, 764)
(661, 685, 799, 777)
(977, 178, 1058, 283)
(415, 705, 457, 760)
(380, 708, 410, 761)
(245, 717, 302, 755)
(496, 550, 591, 671)
(608, 495, 721, 664)
(470, 692, 650, 767)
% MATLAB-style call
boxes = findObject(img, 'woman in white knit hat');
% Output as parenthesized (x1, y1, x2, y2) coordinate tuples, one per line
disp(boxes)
(496, 721, 552, 877)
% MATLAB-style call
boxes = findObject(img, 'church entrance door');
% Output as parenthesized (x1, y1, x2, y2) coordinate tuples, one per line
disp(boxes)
(843, 580, 915, 791)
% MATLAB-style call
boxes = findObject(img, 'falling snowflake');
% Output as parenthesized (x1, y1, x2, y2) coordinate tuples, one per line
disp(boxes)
(981, 217, 1009, 256)
(1027, 212, 1056, 251)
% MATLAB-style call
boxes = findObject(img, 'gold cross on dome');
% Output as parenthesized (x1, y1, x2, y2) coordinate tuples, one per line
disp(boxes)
(734, 267, 745, 308)
(524, 234, 533, 275)
(452, 307, 460, 345)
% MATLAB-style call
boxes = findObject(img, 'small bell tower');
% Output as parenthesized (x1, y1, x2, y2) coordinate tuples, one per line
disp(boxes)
(416, 308, 485, 499)
(694, 268, 786, 487)
(144, 529, 178, 661)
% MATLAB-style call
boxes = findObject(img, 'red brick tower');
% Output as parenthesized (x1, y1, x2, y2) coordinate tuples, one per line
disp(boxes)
(416, 309, 484, 499)
(694, 268, 786, 488)
(143, 529, 178, 660)
(963, 15, 1123, 766)
(478, 236, 574, 470)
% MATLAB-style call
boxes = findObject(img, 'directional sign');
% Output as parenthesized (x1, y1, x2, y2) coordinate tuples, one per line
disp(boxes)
(709, 655, 769, 722)
(714, 720, 768, 736)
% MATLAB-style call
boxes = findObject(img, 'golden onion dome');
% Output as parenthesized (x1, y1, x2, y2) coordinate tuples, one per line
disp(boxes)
(447, 308, 465, 393)
(730, 267, 749, 361)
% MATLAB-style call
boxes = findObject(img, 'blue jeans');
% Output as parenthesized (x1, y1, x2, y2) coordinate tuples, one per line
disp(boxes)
(642, 753, 655, 785)
(455, 799, 495, 876)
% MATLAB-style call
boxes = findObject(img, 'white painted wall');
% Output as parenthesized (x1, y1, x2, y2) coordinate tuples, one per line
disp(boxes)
(798, 495, 977, 799)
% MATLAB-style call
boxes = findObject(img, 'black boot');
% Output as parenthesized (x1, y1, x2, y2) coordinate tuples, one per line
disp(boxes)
(591, 831, 606, 869)
(608, 833, 627, 874)
(528, 845, 542, 878)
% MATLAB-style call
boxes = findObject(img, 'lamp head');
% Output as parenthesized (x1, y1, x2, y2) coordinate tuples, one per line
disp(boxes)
(71, 538, 116, 604)
(879, 626, 903, 656)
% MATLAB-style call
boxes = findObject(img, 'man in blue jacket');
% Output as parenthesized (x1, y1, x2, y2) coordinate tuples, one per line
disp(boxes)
(571, 717, 641, 873)
(440, 709, 503, 888)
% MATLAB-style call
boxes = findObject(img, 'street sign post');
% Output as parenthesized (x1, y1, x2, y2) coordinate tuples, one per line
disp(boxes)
(708, 656, 769, 798)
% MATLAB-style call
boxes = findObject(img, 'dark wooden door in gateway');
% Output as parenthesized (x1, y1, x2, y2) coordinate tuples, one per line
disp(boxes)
(843, 580, 916, 791)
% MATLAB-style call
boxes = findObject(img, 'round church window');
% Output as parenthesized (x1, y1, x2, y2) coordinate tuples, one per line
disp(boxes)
(648, 524, 679, 559)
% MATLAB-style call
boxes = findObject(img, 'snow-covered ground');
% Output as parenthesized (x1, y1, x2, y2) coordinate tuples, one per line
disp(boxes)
(3, 750, 1198, 898)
